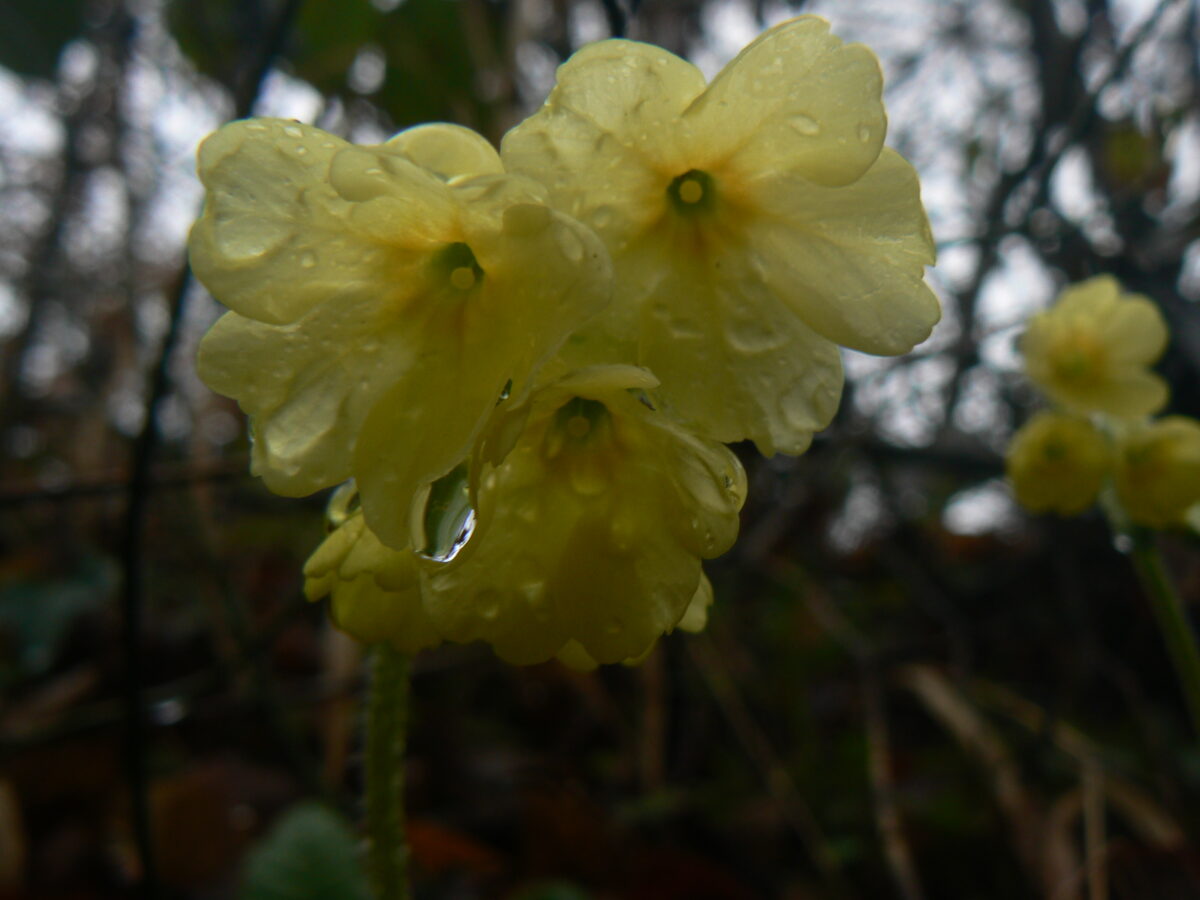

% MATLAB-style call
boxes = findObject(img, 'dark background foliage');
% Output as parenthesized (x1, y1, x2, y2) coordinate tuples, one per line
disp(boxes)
(1, 0, 1199, 897)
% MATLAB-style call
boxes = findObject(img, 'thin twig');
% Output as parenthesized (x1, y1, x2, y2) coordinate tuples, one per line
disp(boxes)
(940, 0, 1183, 429)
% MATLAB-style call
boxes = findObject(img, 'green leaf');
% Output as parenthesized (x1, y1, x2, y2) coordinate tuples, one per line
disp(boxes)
(240, 803, 372, 900)
(0, 0, 88, 79)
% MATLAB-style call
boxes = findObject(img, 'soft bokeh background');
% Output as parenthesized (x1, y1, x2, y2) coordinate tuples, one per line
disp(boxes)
(1, 0, 1199, 897)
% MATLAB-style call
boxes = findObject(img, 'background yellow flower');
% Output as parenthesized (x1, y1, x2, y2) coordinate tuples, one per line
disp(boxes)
(1005, 411, 1112, 516)
(1021, 275, 1168, 418)
(1115, 417, 1200, 528)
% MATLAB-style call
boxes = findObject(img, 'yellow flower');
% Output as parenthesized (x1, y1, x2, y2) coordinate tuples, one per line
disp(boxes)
(419, 366, 747, 665)
(501, 17, 939, 455)
(193, 118, 611, 548)
(302, 483, 442, 653)
(1115, 417, 1200, 528)
(1021, 275, 1168, 418)
(553, 574, 713, 671)
(1006, 411, 1112, 515)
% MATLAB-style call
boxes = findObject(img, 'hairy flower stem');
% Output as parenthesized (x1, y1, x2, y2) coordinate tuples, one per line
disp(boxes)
(1130, 533, 1200, 741)
(366, 644, 412, 899)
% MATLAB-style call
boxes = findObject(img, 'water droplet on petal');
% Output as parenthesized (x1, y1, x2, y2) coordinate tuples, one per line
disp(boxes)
(727, 315, 787, 354)
(789, 114, 820, 136)
(569, 460, 608, 496)
(299, 251, 317, 268)
(521, 581, 546, 607)
(589, 206, 615, 229)
(858, 124, 872, 143)
(778, 381, 824, 433)
(213, 215, 289, 261)
(555, 225, 584, 263)
(283, 125, 304, 138)
(476, 589, 501, 621)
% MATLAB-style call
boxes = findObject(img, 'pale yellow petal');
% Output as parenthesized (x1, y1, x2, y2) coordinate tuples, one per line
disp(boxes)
(197, 301, 421, 496)
(740, 148, 938, 355)
(383, 122, 503, 180)
(534, 39, 705, 168)
(1100, 294, 1168, 365)
(632, 258, 844, 455)
(500, 41, 705, 244)
(190, 118, 389, 324)
(677, 573, 714, 634)
(686, 16, 886, 186)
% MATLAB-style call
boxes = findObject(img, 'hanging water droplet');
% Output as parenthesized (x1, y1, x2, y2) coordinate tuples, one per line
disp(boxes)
(418, 464, 476, 563)
(1112, 533, 1133, 554)
(788, 114, 820, 136)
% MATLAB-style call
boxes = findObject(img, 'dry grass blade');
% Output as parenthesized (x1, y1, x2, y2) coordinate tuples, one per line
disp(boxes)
(688, 631, 855, 897)
(971, 679, 1185, 849)
(899, 664, 1069, 897)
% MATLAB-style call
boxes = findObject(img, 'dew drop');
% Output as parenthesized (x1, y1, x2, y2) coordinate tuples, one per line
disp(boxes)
(555, 226, 584, 263)
(569, 461, 608, 496)
(477, 589, 501, 621)
(778, 381, 823, 432)
(299, 251, 317, 268)
(213, 216, 289, 261)
(283, 125, 304, 138)
(726, 316, 787, 354)
(521, 581, 546, 607)
(246, 122, 268, 132)
(589, 206, 615, 229)
(789, 114, 820, 137)
(857, 124, 872, 143)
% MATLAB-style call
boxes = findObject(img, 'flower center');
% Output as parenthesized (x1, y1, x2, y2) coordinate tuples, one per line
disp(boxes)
(432, 241, 484, 291)
(1051, 330, 1105, 383)
(667, 169, 715, 215)
(553, 396, 611, 443)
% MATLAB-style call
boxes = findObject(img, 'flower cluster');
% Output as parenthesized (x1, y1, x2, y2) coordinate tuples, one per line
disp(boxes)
(1007, 275, 1200, 528)
(193, 17, 939, 664)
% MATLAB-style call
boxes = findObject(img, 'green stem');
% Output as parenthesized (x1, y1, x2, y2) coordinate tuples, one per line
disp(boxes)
(1130, 533, 1200, 741)
(366, 644, 412, 900)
